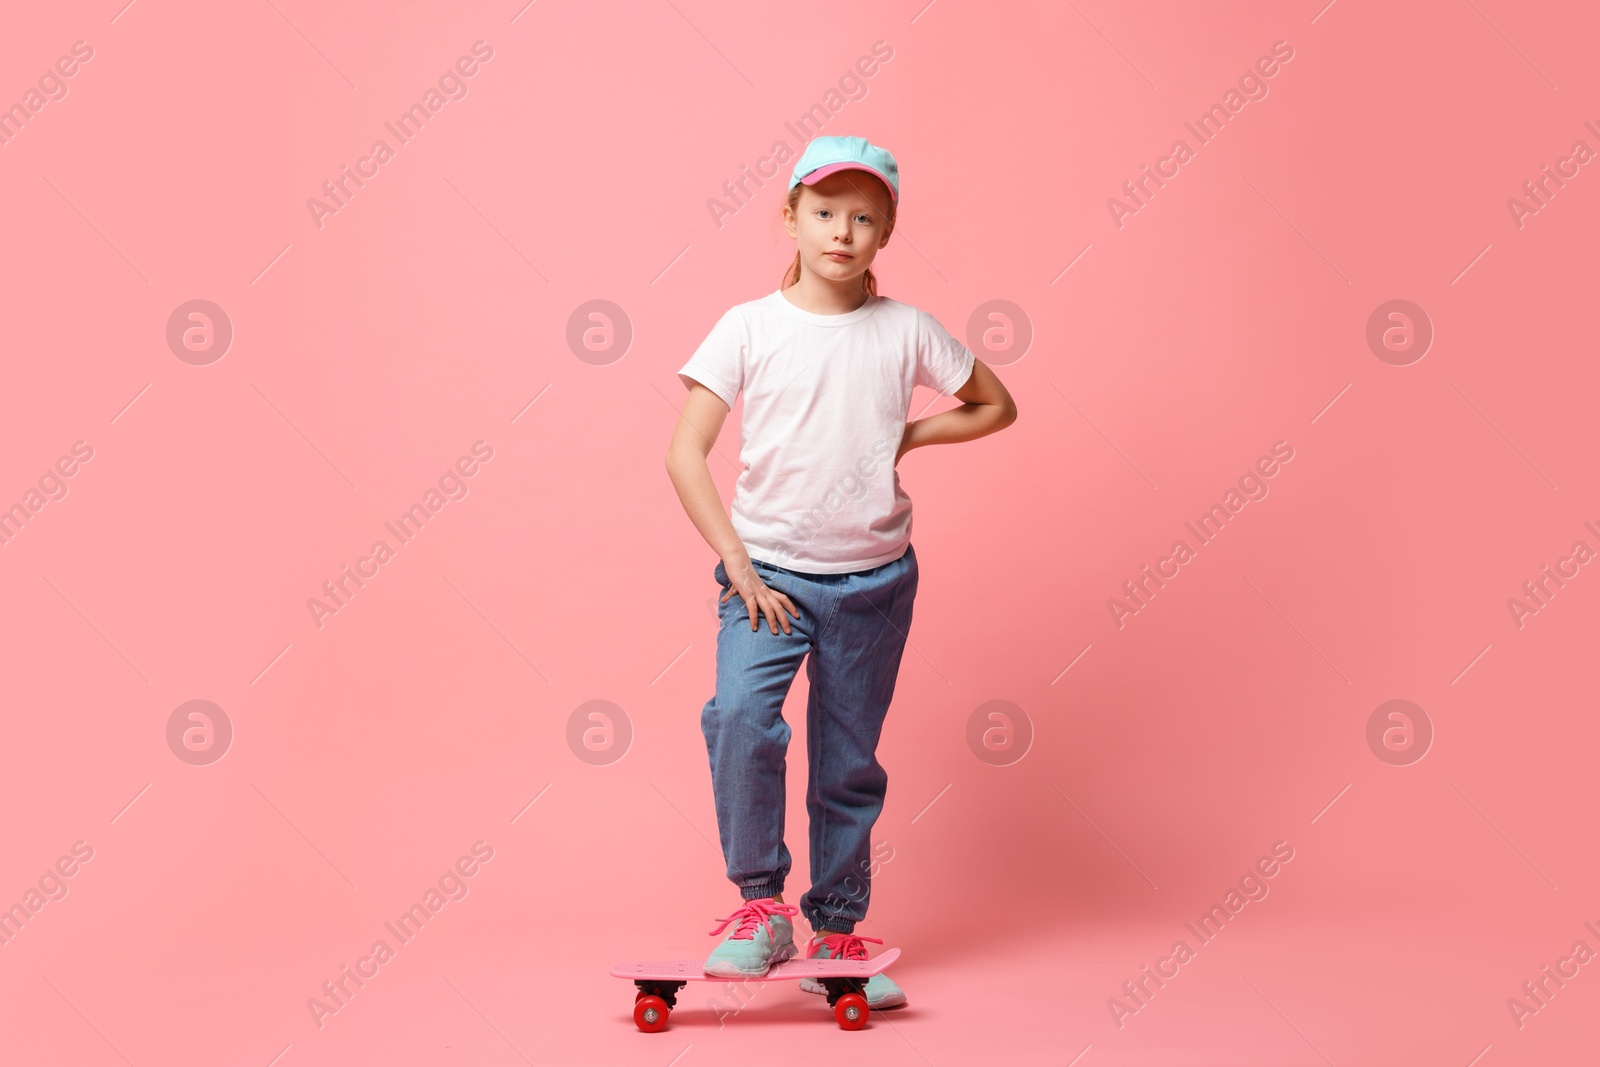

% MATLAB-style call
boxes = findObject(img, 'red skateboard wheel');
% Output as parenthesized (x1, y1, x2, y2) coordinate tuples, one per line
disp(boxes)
(834, 992, 868, 1031)
(634, 994, 669, 1033)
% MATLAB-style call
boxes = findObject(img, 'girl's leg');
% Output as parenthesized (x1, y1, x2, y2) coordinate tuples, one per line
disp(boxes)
(702, 557, 817, 900)
(798, 544, 918, 934)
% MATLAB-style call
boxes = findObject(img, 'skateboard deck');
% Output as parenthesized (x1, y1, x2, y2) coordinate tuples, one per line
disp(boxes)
(614, 947, 899, 1031)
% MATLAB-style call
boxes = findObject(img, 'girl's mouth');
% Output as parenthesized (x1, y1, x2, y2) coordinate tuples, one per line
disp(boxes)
(825, 252, 853, 261)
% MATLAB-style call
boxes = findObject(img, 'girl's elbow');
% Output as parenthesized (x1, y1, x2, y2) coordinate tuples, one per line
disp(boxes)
(666, 440, 709, 470)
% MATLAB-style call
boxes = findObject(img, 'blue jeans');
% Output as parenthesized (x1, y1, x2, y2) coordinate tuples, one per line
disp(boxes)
(702, 544, 918, 934)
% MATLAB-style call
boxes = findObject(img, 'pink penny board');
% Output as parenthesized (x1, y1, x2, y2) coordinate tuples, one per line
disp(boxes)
(612, 947, 899, 982)
(616, 948, 901, 1031)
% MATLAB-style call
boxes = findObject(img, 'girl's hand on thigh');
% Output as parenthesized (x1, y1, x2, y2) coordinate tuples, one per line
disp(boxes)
(723, 563, 800, 635)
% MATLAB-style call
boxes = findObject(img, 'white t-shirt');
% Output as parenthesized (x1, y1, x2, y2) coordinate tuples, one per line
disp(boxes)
(678, 289, 976, 574)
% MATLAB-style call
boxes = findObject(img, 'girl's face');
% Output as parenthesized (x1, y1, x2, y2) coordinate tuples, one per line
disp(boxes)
(785, 171, 894, 284)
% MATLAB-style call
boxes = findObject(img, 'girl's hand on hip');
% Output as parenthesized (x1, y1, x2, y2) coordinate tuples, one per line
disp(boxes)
(723, 566, 800, 635)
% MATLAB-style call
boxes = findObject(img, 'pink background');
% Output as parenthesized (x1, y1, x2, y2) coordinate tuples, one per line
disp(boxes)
(3, 1, 1598, 1063)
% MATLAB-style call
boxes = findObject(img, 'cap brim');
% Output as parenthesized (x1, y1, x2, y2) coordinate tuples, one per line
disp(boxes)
(801, 163, 897, 201)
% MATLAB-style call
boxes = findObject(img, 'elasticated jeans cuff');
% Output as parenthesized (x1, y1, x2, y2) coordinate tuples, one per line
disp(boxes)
(803, 911, 856, 934)
(740, 881, 784, 901)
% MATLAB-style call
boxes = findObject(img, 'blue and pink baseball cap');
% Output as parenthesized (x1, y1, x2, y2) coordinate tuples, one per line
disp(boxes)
(789, 135, 899, 203)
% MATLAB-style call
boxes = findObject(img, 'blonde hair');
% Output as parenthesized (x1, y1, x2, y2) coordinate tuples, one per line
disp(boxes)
(779, 177, 897, 296)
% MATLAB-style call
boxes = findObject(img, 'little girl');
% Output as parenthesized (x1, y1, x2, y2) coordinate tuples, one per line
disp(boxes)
(665, 134, 1017, 1010)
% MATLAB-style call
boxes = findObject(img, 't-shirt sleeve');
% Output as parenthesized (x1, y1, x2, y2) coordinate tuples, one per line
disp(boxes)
(677, 308, 747, 409)
(915, 308, 977, 397)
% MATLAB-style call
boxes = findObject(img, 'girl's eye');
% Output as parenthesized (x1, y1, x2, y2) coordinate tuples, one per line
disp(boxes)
(815, 209, 874, 224)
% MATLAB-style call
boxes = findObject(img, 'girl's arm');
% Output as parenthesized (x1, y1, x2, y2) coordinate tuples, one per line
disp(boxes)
(665, 383, 747, 564)
(666, 382, 799, 633)
(897, 358, 1018, 463)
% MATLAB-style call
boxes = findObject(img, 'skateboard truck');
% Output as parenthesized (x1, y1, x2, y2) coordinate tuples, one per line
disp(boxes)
(818, 976, 866, 1007)
(631, 979, 685, 1009)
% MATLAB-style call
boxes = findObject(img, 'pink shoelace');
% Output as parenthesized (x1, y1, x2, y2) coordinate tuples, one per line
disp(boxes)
(808, 932, 883, 961)
(707, 898, 800, 941)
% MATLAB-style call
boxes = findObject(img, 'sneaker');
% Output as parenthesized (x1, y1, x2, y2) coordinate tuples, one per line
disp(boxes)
(798, 932, 907, 1010)
(703, 898, 800, 977)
